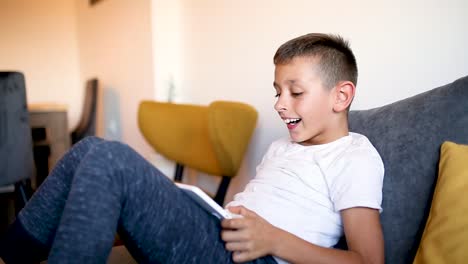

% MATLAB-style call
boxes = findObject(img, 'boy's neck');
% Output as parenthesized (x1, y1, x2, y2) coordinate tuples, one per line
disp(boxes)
(298, 115, 350, 146)
(298, 130, 349, 146)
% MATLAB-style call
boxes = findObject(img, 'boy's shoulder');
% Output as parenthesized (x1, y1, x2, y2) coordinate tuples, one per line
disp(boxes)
(328, 132, 384, 175)
(346, 132, 381, 159)
(317, 132, 383, 172)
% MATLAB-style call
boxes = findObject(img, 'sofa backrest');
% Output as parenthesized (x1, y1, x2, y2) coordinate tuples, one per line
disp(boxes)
(0, 72, 35, 186)
(348, 75, 468, 263)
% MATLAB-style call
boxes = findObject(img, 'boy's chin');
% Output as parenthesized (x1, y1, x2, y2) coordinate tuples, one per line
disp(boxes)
(290, 136, 308, 144)
(290, 134, 316, 146)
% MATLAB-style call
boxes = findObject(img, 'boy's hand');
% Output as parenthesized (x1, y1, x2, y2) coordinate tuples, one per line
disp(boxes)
(221, 206, 278, 263)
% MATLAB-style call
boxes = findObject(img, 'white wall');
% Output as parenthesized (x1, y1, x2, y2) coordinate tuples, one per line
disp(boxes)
(172, 0, 468, 202)
(0, 0, 82, 129)
(151, 0, 185, 102)
(76, 0, 155, 155)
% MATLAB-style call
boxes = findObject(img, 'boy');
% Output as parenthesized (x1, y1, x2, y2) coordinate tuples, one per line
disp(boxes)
(0, 33, 383, 264)
(221, 33, 384, 263)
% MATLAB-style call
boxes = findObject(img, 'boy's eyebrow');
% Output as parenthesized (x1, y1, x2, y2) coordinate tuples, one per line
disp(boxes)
(273, 80, 298, 88)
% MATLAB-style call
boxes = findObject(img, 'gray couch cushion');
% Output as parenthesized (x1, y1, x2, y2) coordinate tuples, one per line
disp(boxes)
(348, 75, 468, 263)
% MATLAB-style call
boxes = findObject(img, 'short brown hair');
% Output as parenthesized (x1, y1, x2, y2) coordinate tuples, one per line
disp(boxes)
(274, 33, 358, 89)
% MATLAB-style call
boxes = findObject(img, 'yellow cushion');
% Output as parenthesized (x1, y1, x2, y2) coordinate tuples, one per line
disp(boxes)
(138, 101, 222, 176)
(413, 141, 468, 264)
(208, 101, 258, 176)
(137, 100, 257, 177)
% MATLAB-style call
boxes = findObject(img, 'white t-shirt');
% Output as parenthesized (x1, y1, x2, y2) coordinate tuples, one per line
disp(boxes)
(226, 132, 384, 264)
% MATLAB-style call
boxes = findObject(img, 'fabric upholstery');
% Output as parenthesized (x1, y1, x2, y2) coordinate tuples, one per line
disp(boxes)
(413, 141, 468, 263)
(348, 75, 468, 263)
(0, 72, 35, 186)
(137, 101, 257, 178)
(138, 102, 220, 175)
(208, 101, 258, 176)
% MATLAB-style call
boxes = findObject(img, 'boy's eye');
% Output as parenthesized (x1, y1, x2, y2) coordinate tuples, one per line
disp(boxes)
(291, 92, 303, 97)
(274, 93, 280, 98)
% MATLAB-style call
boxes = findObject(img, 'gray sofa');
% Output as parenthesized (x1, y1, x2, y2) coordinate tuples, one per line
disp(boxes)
(108, 75, 468, 263)
(347, 75, 468, 263)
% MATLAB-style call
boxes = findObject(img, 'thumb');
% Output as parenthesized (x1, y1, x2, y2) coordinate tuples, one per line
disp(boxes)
(226, 205, 244, 214)
(227, 205, 252, 216)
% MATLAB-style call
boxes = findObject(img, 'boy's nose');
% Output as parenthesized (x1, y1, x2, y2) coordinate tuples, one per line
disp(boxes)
(274, 98, 287, 112)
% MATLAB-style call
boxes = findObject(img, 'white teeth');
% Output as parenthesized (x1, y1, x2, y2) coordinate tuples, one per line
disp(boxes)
(284, 118, 301, 124)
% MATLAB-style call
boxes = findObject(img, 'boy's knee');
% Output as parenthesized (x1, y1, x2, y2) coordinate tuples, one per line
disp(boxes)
(75, 136, 104, 147)
(93, 140, 137, 162)
(67, 136, 105, 157)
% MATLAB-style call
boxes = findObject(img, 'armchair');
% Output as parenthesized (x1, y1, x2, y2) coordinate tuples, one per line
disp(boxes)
(0, 72, 35, 221)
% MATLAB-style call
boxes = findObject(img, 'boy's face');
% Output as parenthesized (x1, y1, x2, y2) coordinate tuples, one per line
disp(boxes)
(273, 56, 345, 145)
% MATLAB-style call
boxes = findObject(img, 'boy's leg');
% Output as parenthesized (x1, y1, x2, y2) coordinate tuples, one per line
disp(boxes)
(48, 141, 276, 264)
(0, 136, 104, 263)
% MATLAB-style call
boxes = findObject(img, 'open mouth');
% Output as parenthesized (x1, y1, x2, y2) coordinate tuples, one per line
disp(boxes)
(284, 118, 302, 129)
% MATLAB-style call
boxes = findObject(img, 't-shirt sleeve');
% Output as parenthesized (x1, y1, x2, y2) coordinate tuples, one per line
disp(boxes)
(328, 148, 384, 212)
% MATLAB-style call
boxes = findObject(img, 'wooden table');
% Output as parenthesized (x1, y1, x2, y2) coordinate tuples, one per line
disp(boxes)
(28, 103, 70, 188)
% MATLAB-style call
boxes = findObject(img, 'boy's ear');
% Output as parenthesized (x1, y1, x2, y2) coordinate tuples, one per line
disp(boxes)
(332, 81, 355, 113)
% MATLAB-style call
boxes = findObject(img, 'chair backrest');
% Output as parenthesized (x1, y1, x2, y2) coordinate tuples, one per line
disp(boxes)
(138, 101, 258, 178)
(348, 75, 468, 263)
(207, 101, 259, 176)
(0, 72, 35, 186)
(71, 78, 98, 144)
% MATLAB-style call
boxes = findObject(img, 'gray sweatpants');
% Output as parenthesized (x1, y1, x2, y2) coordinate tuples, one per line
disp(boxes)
(14, 137, 276, 264)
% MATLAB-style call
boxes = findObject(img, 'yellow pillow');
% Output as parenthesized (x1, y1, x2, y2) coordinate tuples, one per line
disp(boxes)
(413, 141, 468, 264)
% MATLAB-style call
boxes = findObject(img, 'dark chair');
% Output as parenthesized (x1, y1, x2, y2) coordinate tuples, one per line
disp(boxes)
(0, 72, 35, 219)
(31, 128, 51, 188)
(71, 78, 98, 145)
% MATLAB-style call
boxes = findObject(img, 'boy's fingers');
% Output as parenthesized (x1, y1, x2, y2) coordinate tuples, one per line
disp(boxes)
(238, 206, 251, 216)
(221, 218, 246, 229)
(221, 230, 234, 242)
(227, 205, 255, 217)
(221, 228, 250, 241)
(225, 241, 247, 251)
(232, 251, 252, 263)
(226, 205, 243, 214)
